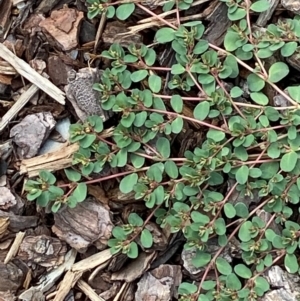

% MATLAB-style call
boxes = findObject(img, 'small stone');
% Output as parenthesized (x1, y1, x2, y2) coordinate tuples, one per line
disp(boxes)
(39, 7, 84, 51)
(102, 21, 143, 48)
(48, 56, 71, 86)
(79, 20, 96, 44)
(281, 0, 300, 14)
(0, 187, 16, 210)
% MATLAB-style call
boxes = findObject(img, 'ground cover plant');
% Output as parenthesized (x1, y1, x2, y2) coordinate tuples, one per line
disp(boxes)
(24, 0, 300, 300)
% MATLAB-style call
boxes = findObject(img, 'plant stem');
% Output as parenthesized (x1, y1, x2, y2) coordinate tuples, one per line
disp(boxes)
(208, 43, 299, 107)
(136, 108, 229, 132)
(59, 167, 149, 187)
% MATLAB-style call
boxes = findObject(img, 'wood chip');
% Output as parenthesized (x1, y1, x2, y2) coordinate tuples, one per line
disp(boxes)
(19, 249, 77, 301)
(19, 143, 79, 177)
(0, 217, 9, 239)
(4, 231, 25, 264)
(77, 280, 106, 301)
(0, 84, 39, 133)
(53, 270, 82, 301)
(71, 249, 112, 272)
(0, 43, 65, 104)
(111, 252, 156, 282)
(39, 7, 83, 51)
(0, 0, 12, 37)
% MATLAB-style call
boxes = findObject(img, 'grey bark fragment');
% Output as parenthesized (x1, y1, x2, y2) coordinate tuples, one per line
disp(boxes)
(135, 265, 182, 301)
(0, 187, 16, 210)
(10, 112, 56, 159)
(52, 197, 113, 252)
(65, 68, 112, 122)
(259, 265, 300, 301)
(281, 0, 300, 14)
(17, 235, 67, 267)
(256, 0, 280, 27)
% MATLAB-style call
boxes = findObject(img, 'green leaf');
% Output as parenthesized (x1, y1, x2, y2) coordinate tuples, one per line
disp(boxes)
(171, 117, 183, 134)
(234, 264, 252, 279)
(247, 74, 265, 92)
(194, 101, 210, 120)
(88, 8, 101, 19)
(134, 111, 148, 127)
(116, 3, 135, 20)
(267, 142, 280, 159)
(249, 168, 262, 178)
(191, 211, 210, 224)
(224, 31, 240, 51)
(226, 273, 242, 290)
(230, 86, 243, 98)
(228, 7, 246, 21)
(144, 48, 156, 66)
(214, 218, 226, 235)
(193, 40, 209, 54)
(87, 115, 103, 132)
(106, 6, 115, 18)
(27, 189, 42, 201)
(281, 42, 298, 57)
(131, 70, 148, 82)
(235, 202, 249, 218)
(254, 276, 270, 294)
(178, 282, 197, 295)
(250, 0, 269, 12)
(51, 202, 61, 213)
(216, 257, 232, 275)
(123, 54, 138, 63)
(148, 74, 161, 93)
(284, 253, 299, 273)
(39, 170, 56, 184)
(170, 95, 183, 113)
(287, 86, 300, 102)
(128, 213, 143, 226)
(238, 221, 252, 242)
(236, 165, 249, 184)
(192, 251, 211, 268)
(154, 185, 164, 205)
(130, 153, 145, 168)
(153, 97, 166, 110)
(67, 196, 77, 208)
(198, 295, 209, 301)
(165, 160, 178, 179)
(224, 203, 236, 218)
(268, 62, 289, 83)
(73, 183, 87, 202)
(141, 229, 153, 248)
(280, 151, 298, 172)
(80, 134, 96, 148)
(127, 241, 138, 258)
(171, 64, 185, 75)
(64, 169, 81, 182)
(37, 192, 50, 207)
(234, 146, 248, 161)
(113, 226, 127, 240)
(250, 92, 269, 105)
(48, 186, 64, 197)
(120, 173, 138, 193)
(201, 281, 216, 291)
(206, 129, 225, 142)
(156, 137, 170, 158)
(155, 27, 176, 43)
